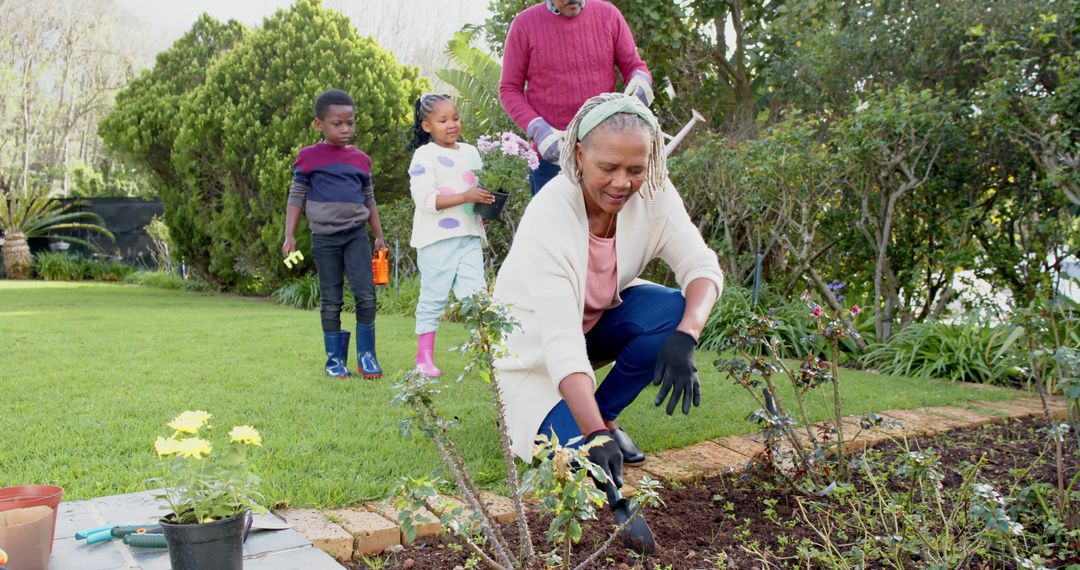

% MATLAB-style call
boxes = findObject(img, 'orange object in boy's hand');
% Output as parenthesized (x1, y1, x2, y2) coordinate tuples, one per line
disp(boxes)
(372, 248, 390, 286)
(0, 547, 8, 565)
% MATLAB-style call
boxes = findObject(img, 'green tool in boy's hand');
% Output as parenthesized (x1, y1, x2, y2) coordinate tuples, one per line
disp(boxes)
(283, 250, 304, 268)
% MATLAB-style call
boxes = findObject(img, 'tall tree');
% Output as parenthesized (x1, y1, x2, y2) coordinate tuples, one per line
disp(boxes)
(99, 15, 247, 273)
(0, 0, 142, 196)
(164, 0, 425, 289)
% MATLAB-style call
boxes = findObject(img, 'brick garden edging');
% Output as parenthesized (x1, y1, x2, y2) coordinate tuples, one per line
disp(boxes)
(283, 396, 1068, 561)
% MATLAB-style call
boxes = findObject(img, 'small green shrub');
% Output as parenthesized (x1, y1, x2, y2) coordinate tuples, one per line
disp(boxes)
(33, 252, 136, 282)
(33, 252, 86, 281)
(83, 258, 134, 282)
(125, 270, 211, 292)
(860, 320, 1025, 384)
(698, 285, 870, 362)
(271, 274, 321, 310)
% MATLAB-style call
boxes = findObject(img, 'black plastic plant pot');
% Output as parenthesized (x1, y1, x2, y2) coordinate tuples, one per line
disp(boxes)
(160, 512, 246, 570)
(475, 190, 510, 220)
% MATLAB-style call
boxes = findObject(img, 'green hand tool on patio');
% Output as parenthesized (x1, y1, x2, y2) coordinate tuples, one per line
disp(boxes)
(77, 524, 167, 548)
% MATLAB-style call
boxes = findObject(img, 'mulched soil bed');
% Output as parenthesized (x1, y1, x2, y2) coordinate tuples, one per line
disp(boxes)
(351, 417, 1078, 569)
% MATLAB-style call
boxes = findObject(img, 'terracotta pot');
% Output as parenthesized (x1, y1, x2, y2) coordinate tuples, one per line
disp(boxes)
(0, 485, 63, 550)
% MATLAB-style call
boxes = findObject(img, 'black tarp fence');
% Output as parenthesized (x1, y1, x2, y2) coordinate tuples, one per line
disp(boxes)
(22, 197, 165, 268)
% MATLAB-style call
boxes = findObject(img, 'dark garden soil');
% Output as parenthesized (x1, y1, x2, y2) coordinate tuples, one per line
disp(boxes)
(351, 417, 1079, 569)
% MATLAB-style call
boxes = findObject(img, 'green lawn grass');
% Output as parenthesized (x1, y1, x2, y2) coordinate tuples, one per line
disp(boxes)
(0, 281, 1022, 507)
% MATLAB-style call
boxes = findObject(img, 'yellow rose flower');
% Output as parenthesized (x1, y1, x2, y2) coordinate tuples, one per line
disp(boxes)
(154, 436, 182, 457)
(174, 437, 213, 459)
(168, 410, 213, 434)
(229, 425, 262, 446)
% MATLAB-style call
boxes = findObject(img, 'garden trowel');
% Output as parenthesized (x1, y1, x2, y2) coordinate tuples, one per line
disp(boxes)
(602, 480, 656, 554)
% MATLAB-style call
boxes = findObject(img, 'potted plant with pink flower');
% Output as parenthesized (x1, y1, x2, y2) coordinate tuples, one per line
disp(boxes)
(151, 410, 266, 570)
(474, 132, 540, 220)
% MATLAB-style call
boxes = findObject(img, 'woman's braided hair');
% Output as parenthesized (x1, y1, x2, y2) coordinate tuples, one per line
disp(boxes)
(408, 93, 454, 150)
(558, 92, 668, 198)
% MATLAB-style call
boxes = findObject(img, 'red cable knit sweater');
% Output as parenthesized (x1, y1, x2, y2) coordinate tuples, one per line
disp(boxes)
(499, 1, 651, 132)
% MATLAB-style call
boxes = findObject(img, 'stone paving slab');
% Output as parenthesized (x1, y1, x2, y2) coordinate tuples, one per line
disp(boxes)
(971, 398, 1044, 419)
(878, 408, 955, 435)
(279, 508, 352, 560)
(246, 546, 347, 569)
(1011, 397, 1069, 419)
(712, 434, 763, 458)
(478, 491, 518, 525)
(643, 440, 747, 481)
(49, 491, 343, 570)
(327, 507, 399, 556)
(369, 500, 442, 542)
(922, 405, 1000, 428)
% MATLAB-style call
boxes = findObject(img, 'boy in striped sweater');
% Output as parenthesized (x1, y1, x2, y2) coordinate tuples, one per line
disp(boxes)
(282, 89, 386, 379)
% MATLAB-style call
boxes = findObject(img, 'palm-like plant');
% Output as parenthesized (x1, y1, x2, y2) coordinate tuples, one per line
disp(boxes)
(436, 25, 519, 138)
(1, 180, 114, 279)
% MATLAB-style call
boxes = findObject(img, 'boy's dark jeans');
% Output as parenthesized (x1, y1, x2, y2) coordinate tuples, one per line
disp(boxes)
(311, 225, 376, 332)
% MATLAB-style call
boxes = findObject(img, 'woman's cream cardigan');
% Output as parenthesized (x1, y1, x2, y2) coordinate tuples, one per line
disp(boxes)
(492, 174, 724, 460)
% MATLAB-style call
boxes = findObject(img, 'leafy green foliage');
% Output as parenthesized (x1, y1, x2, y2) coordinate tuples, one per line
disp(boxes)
(124, 270, 212, 292)
(271, 274, 321, 310)
(524, 435, 661, 569)
(1, 184, 115, 278)
(698, 285, 871, 362)
(861, 321, 1025, 385)
(795, 440, 1066, 569)
(32, 252, 133, 282)
(436, 26, 518, 138)
(99, 14, 247, 277)
(69, 160, 151, 199)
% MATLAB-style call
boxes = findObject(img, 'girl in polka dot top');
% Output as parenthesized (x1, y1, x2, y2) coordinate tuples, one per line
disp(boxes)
(406, 94, 496, 377)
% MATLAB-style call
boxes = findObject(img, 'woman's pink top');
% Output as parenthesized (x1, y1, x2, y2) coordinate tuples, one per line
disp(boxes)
(582, 233, 618, 333)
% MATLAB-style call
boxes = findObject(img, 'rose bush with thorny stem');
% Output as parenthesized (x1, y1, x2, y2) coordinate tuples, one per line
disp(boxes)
(714, 296, 874, 488)
(390, 291, 661, 569)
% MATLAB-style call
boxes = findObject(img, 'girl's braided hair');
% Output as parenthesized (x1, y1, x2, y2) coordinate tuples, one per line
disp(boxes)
(408, 93, 454, 150)
(559, 92, 668, 198)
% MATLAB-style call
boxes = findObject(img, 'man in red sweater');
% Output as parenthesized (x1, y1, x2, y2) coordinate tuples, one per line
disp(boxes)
(499, 0, 654, 196)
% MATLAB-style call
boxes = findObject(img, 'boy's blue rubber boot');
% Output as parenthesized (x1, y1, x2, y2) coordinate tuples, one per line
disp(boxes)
(356, 322, 383, 379)
(323, 331, 351, 378)
(337, 330, 351, 373)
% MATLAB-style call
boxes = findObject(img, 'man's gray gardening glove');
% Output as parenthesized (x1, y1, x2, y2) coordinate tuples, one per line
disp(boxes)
(653, 330, 701, 415)
(527, 117, 564, 163)
(623, 70, 655, 107)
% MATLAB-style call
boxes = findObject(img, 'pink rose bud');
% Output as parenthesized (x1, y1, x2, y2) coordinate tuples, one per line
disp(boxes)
(812, 305, 823, 318)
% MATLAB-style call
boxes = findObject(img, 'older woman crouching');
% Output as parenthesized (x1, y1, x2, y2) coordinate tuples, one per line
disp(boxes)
(492, 92, 723, 546)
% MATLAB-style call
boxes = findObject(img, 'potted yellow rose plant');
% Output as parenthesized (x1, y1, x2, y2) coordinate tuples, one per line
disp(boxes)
(151, 410, 265, 570)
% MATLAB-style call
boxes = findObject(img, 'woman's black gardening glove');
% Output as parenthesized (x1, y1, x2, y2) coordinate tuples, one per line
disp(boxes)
(584, 429, 624, 506)
(653, 330, 701, 415)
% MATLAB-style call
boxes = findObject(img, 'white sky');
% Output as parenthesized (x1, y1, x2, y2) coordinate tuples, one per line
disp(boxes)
(112, 0, 493, 76)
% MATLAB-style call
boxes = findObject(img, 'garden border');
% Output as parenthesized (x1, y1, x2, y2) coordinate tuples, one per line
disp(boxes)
(281, 396, 1068, 561)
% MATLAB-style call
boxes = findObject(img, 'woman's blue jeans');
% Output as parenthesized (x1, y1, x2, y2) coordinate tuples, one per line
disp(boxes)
(537, 284, 686, 448)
